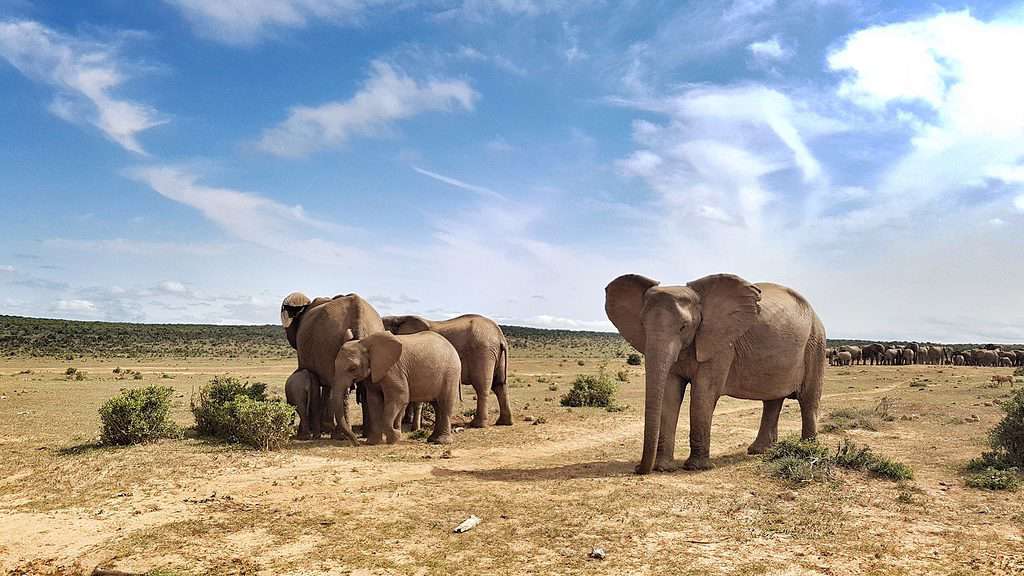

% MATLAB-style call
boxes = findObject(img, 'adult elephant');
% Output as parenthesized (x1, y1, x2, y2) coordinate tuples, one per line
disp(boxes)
(973, 349, 999, 367)
(952, 354, 965, 366)
(925, 346, 945, 365)
(836, 351, 853, 366)
(839, 345, 862, 365)
(884, 347, 900, 365)
(1015, 350, 1024, 367)
(281, 292, 385, 441)
(997, 350, 1016, 366)
(382, 314, 511, 427)
(906, 343, 921, 364)
(900, 347, 915, 366)
(862, 343, 885, 365)
(605, 273, 826, 474)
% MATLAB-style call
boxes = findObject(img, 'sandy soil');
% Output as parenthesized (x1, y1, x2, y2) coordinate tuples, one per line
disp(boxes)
(1, 357, 1022, 575)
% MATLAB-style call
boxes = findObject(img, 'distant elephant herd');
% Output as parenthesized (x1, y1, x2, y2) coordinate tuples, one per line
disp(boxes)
(827, 343, 1023, 367)
(280, 292, 510, 447)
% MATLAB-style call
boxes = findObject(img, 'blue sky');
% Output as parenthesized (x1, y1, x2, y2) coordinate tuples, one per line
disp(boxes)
(1, 0, 1023, 342)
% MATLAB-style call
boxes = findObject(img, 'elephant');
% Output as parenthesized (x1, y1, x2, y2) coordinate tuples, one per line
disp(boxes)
(997, 350, 1016, 366)
(838, 346, 862, 365)
(906, 342, 921, 364)
(1001, 357, 1014, 367)
(925, 346, 945, 365)
(900, 347, 915, 366)
(862, 343, 885, 365)
(952, 354, 965, 366)
(285, 369, 319, 440)
(382, 314, 511, 427)
(884, 348, 900, 365)
(836, 351, 853, 366)
(973, 349, 999, 367)
(281, 292, 385, 441)
(605, 273, 826, 474)
(334, 331, 461, 445)
(1015, 350, 1024, 367)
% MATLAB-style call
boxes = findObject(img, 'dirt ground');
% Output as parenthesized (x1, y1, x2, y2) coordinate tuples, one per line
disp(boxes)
(1, 355, 1022, 575)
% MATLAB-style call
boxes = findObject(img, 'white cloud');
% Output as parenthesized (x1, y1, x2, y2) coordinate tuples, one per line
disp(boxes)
(126, 166, 364, 264)
(0, 265, 14, 273)
(257, 61, 478, 157)
(164, 0, 390, 45)
(412, 166, 506, 200)
(0, 20, 165, 154)
(1016, 194, 1024, 213)
(44, 238, 231, 256)
(485, 136, 515, 153)
(747, 36, 792, 61)
(55, 299, 97, 313)
(157, 280, 189, 294)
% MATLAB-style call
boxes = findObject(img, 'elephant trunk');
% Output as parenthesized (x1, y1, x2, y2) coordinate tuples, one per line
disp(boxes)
(637, 336, 682, 475)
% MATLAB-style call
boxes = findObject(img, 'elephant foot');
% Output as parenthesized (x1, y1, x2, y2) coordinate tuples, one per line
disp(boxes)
(295, 432, 313, 441)
(747, 441, 773, 455)
(653, 459, 683, 472)
(427, 433, 453, 445)
(682, 456, 713, 471)
(494, 414, 513, 426)
(468, 418, 488, 429)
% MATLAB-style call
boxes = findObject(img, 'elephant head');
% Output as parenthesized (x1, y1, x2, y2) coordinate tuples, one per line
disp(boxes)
(335, 332, 404, 391)
(382, 315, 432, 335)
(281, 292, 312, 349)
(605, 273, 761, 474)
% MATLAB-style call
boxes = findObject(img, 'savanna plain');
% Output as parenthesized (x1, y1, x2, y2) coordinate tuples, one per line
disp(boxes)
(1, 319, 1022, 576)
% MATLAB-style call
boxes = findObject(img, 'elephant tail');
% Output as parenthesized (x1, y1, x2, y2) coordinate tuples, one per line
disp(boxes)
(494, 339, 508, 390)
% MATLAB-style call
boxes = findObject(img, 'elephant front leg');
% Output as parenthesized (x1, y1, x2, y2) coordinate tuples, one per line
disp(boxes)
(684, 373, 722, 471)
(748, 398, 784, 454)
(654, 378, 687, 471)
(363, 386, 386, 445)
(381, 396, 407, 444)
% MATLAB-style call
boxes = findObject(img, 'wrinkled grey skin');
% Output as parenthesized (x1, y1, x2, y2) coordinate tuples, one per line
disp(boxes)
(605, 273, 826, 474)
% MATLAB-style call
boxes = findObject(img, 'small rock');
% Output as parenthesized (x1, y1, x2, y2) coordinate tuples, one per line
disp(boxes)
(779, 490, 798, 501)
(453, 515, 481, 533)
(440, 449, 453, 459)
(524, 415, 535, 422)
(589, 547, 606, 560)
(453, 427, 465, 434)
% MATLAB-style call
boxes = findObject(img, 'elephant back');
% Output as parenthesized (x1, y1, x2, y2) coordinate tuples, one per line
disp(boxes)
(434, 314, 505, 357)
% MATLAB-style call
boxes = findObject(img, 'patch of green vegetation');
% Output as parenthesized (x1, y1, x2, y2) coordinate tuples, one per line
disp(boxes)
(559, 372, 618, 408)
(962, 388, 1024, 490)
(99, 385, 180, 445)
(762, 437, 912, 484)
(965, 467, 1020, 491)
(834, 440, 913, 480)
(191, 376, 292, 450)
(626, 352, 642, 366)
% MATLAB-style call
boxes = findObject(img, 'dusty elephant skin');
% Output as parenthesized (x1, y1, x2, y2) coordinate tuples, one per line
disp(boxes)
(383, 314, 512, 428)
(334, 331, 462, 445)
(285, 369, 318, 440)
(281, 292, 385, 442)
(605, 273, 826, 474)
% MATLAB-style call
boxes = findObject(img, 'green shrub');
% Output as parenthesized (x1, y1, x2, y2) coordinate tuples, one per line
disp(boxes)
(626, 352, 642, 366)
(965, 467, 1020, 491)
(763, 437, 831, 462)
(615, 370, 629, 382)
(191, 376, 290, 449)
(560, 372, 618, 408)
(99, 385, 179, 445)
(232, 396, 295, 450)
(989, 387, 1024, 468)
(762, 437, 912, 484)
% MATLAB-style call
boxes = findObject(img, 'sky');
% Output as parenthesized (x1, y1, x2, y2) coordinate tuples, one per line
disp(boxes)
(1, 0, 1023, 343)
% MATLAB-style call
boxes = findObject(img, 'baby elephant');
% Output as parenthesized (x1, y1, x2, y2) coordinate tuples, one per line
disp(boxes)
(335, 332, 461, 445)
(285, 369, 321, 440)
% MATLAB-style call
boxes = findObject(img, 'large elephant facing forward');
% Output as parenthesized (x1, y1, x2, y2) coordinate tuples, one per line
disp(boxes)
(605, 273, 826, 474)
(382, 314, 511, 427)
(281, 292, 385, 441)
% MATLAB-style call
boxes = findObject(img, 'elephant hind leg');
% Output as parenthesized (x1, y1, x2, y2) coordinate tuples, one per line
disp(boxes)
(748, 398, 784, 454)
(467, 354, 497, 428)
(798, 326, 825, 441)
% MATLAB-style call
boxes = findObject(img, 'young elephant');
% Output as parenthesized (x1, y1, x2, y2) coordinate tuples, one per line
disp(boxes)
(285, 369, 322, 441)
(335, 332, 461, 445)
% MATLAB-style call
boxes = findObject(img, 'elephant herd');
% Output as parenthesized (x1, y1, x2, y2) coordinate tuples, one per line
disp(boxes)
(280, 292, 510, 446)
(827, 343, 1023, 367)
(277, 272, 828, 476)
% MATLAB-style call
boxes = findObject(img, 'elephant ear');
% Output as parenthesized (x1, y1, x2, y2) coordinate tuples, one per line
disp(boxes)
(688, 274, 762, 364)
(363, 332, 403, 384)
(605, 274, 659, 354)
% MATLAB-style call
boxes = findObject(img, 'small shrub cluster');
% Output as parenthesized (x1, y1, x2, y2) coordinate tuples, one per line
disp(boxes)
(822, 398, 896, 433)
(99, 385, 180, 445)
(626, 353, 642, 366)
(113, 367, 144, 380)
(615, 370, 629, 382)
(560, 372, 618, 408)
(191, 376, 293, 450)
(963, 387, 1024, 490)
(762, 437, 913, 485)
(65, 367, 87, 381)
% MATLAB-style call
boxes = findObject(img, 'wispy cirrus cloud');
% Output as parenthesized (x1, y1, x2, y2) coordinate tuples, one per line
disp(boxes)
(164, 0, 394, 45)
(412, 166, 506, 201)
(256, 61, 478, 157)
(0, 20, 165, 154)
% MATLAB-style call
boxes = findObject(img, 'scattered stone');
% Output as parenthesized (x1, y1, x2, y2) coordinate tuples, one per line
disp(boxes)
(453, 515, 481, 533)
(779, 490, 798, 502)
(440, 449, 453, 459)
(966, 415, 980, 423)
(453, 427, 465, 434)
(588, 547, 607, 560)
(533, 417, 547, 425)
(524, 415, 535, 422)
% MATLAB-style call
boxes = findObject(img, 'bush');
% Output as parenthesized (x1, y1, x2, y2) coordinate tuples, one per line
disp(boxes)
(834, 440, 913, 480)
(626, 353, 642, 366)
(762, 437, 913, 483)
(191, 376, 291, 450)
(560, 372, 618, 408)
(989, 387, 1024, 468)
(965, 467, 1020, 491)
(615, 370, 629, 382)
(232, 396, 295, 450)
(99, 385, 179, 445)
